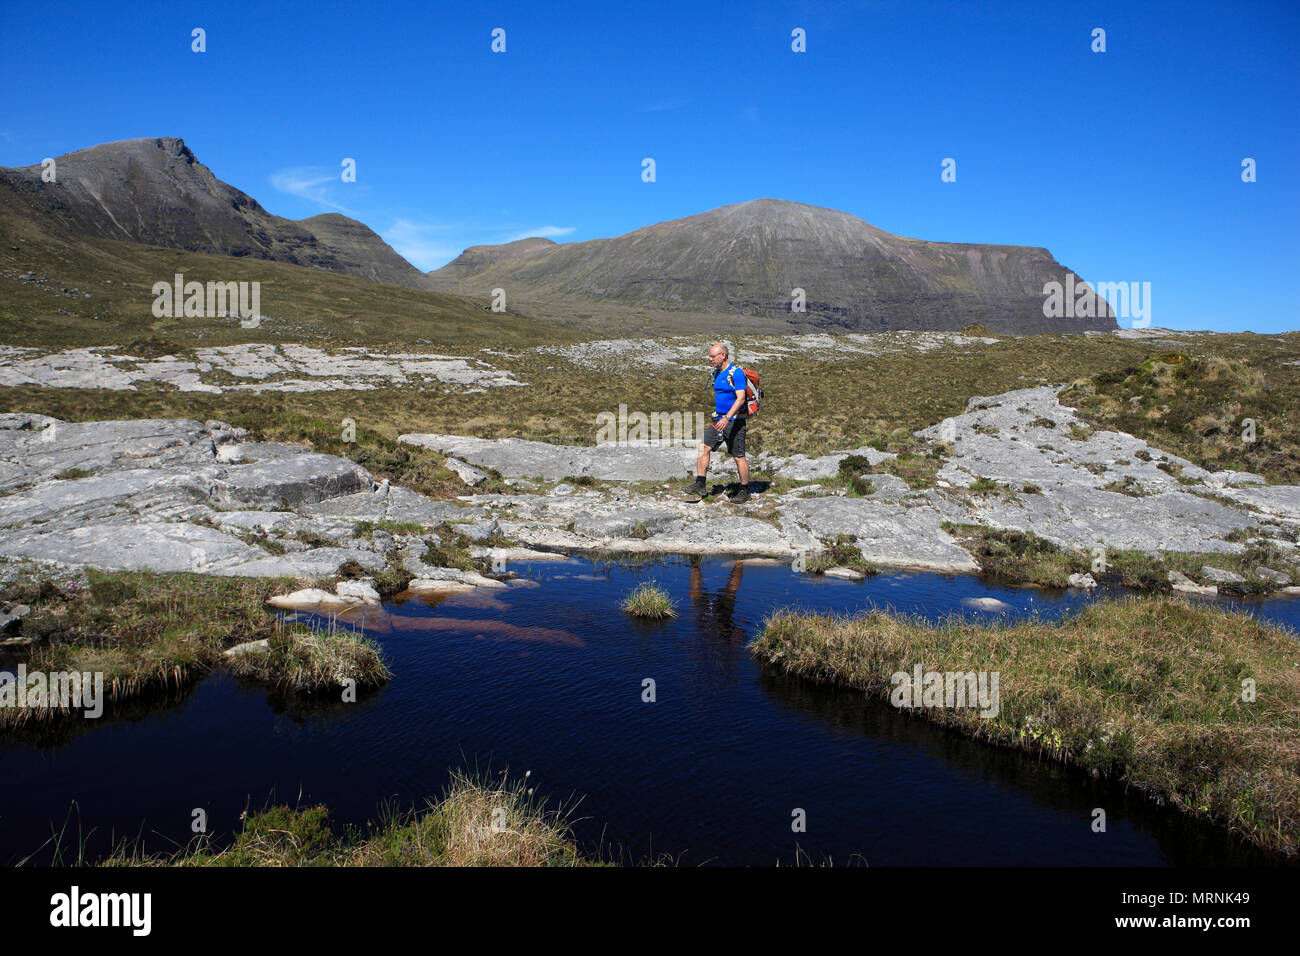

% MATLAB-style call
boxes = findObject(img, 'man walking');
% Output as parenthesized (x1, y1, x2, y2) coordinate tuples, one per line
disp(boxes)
(682, 342, 751, 503)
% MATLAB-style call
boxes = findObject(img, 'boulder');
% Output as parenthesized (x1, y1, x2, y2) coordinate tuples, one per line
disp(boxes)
(408, 567, 506, 591)
(961, 596, 1011, 611)
(336, 578, 381, 604)
(405, 579, 476, 594)
(1255, 566, 1291, 585)
(267, 588, 363, 611)
(1199, 566, 1245, 584)
(445, 457, 489, 487)
(224, 639, 270, 657)
(823, 566, 864, 580)
(1168, 571, 1216, 595)
(0, 603, 30, 633)
(205, 420, 250, 446)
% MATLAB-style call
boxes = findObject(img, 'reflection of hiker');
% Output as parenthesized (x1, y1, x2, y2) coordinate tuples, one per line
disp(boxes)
(682, 342, 751, 503)
(689, 560, 745, 643)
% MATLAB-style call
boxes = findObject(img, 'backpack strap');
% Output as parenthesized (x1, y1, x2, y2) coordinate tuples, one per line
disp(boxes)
(726, 365, 748, 417)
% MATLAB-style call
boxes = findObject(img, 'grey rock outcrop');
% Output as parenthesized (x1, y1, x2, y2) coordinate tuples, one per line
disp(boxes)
(572, 508, 678, 540)
(781, 497, 980, 572)
(7, 378, 1300, 588)
(398, 433, 696, 481)
(0, 416, 381, 576)
(210, 453, 371, 509)
(0, 345, 524, 395)
(913, 386, 1257, 554)
(768, 446, 896, 481)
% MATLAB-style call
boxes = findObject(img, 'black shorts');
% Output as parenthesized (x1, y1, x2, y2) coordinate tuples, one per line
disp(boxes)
(702, 415, 746, 457)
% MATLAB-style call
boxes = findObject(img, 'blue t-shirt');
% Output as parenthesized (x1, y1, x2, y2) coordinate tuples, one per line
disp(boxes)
(712, 363, 748, 418)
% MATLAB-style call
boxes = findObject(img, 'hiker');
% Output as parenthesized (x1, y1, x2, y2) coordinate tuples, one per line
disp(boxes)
(682, 342, 751, 503)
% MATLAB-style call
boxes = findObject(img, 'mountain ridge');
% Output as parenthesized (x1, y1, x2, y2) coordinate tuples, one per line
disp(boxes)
(429, 197, 1114, 334)
(0, 138, 1116, 334)
(0, 137, 435, 290)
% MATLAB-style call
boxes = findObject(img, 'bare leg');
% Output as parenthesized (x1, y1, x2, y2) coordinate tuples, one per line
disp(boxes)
(736, 456, 749, 485)
(696, 443, 711, 478)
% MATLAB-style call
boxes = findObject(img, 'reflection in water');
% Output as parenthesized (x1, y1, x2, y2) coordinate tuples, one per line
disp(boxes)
(1, 558, 1294, 866)
(690, 559, 746, 644)
(387, 613, 585, 647)
(754, 668, 1277, 866)
(432, 589, 514, 613)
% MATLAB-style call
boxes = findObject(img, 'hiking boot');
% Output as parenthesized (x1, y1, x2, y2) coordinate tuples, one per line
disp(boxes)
(729, 487, 752, 504)
(681, 477, 706, 496)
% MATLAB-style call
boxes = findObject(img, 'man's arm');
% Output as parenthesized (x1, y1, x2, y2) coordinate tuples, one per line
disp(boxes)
(715, 387, 746, 429)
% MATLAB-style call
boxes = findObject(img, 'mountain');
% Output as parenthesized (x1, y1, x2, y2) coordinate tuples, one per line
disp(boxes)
(427, 237, 558, 286)
(0, 137, 433, 290)
(0, 139, 1117, 334)
(428, 198, 1117, 334)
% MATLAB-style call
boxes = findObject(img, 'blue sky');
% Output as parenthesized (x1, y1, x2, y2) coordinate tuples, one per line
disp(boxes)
(1, 0, 1296, 332)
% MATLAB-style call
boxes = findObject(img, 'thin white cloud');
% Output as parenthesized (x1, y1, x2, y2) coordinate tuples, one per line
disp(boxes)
(269, 166, 353, 213)
(502, 225, 576, 242)
(384, 219, 577, 271)
(383, 219, 468, 271)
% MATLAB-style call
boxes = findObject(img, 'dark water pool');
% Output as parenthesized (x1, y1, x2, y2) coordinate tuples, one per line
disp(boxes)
(2, 557, 1294, 866)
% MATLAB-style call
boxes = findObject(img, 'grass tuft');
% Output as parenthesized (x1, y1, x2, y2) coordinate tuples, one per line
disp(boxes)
(805, 535, 879, 576)
(104, 769, 595, 867)
(750, 596, 1300, 857)
(225, 617, 390, 692)
(620, 580, 677, 618)
(0, 569, 391, 726)
(421, 523, 483, 571)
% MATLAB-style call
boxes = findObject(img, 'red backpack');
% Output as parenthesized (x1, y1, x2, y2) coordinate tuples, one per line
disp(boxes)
(724, 365, 763, 417)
